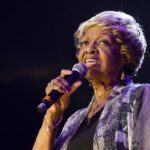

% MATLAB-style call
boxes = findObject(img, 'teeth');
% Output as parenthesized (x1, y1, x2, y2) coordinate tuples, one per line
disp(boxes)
(85, 59, 99, 64)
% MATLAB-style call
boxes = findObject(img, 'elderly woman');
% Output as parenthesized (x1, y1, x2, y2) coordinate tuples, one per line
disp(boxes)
(33, 11, 150, 150)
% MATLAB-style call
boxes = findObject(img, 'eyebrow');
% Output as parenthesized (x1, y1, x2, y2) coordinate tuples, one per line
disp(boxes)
(79, 32, 114, 44)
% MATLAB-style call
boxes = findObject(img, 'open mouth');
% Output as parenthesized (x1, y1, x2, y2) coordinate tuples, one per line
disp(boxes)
(85, 58, 100, 65)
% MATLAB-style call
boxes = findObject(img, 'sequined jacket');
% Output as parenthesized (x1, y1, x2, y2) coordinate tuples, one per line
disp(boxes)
(55, 82, 150, 150)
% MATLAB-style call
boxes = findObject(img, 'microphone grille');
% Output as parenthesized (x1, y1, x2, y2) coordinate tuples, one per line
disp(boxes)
(72, 63, 87, 77)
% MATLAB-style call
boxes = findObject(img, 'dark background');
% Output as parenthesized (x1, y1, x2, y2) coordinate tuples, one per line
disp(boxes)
(1, 0, 150, 149)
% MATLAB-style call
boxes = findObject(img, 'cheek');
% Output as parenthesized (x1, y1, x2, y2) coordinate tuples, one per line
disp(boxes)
(111, 46, 121, 63)
(101, 50, 121, 68)
(112, 51, 121, 65)
(76, 51, 84, 63)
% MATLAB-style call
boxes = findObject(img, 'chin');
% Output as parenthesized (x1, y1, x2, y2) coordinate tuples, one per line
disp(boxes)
(85, 70, 101, 81)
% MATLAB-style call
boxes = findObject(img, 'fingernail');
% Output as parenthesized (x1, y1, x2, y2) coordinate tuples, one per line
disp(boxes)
(77, 81, 82, 86)
(68, 70, 72, 74)
(65, 90, 69, 93)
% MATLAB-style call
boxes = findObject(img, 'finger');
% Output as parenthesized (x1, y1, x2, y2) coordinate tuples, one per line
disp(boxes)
(53, 77, 70, 92)
(45, 80, 55, 95)
(47, 80, 54, 86)
(59, 81, 82, 111)
(46, 78, 66, 94)
(60, 69, 72, 77)
(69, 81, 82, 95)
(60, 93, 70, 110)
(55, 76, 70, 89)
(52, 84, 66, 93)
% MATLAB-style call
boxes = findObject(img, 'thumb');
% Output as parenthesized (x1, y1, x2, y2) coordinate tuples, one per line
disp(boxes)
(69, 81, 82, 95)
(59, 81, 82, 111)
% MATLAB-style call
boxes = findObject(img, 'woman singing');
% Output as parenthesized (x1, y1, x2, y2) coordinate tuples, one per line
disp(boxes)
(33, 11, 150, 150)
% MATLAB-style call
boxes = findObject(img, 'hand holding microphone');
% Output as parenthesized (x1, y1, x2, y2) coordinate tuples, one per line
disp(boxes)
(37, 63, 87, 114)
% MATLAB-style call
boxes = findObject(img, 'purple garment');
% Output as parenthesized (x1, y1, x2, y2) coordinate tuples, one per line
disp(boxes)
(55, 83, 150, 150)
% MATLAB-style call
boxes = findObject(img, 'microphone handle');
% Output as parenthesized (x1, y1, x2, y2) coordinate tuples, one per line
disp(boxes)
(37, 71, 80, 113)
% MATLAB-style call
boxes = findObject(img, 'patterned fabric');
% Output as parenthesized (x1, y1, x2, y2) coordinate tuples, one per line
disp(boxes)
(55, 82, 150, 150)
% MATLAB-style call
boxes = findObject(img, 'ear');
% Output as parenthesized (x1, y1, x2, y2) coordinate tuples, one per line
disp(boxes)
(120, 54, 132, 75)
(120, 53, 131, 67)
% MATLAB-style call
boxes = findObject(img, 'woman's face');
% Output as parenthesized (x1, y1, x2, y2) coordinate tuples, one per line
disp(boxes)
(76, 26, 122, 83)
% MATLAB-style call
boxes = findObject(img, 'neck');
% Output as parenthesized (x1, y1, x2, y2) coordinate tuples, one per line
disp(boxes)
(89, 79, 118, 102)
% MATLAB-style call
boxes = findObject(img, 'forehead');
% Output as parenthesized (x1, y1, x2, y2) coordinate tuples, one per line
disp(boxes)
(80, 26, 114, 40)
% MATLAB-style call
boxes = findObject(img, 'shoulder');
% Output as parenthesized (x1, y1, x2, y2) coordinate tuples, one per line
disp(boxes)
(143, 83, 150, 91)
(142, 83, 150, 99)
(130, 82, 150, 93)
(135, 83, 150, 93)
(131, 83, 150, 103)
(123, 83, 150, 104)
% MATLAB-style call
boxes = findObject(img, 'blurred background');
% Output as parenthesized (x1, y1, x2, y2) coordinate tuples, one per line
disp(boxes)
(1, 0, 150, 149)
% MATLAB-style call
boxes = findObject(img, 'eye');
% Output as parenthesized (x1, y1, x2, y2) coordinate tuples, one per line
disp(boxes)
(76, 40, 89, 49)
(98, 39, 110, 46)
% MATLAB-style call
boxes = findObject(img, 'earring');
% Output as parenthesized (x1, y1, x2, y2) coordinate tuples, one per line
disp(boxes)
(120, 71, 126, 80)
(89, 82, 92, 87)
(120, 71, 126, 85)
(120, 71, 132, 86)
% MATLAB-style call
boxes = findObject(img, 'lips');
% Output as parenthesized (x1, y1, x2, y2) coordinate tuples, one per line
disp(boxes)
(85, 58, 100, 65)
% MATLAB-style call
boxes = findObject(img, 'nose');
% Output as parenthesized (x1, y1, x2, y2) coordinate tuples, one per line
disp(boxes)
(85, 42, 99, 54)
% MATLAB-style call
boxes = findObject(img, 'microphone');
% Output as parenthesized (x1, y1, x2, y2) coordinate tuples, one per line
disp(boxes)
(37, 63, 87, 113)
